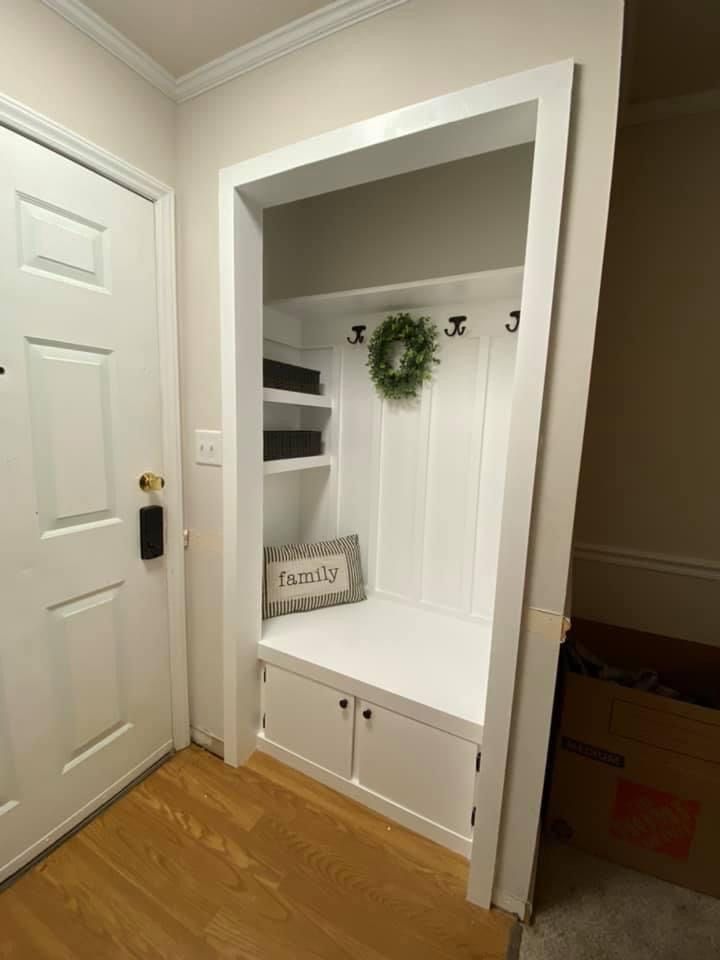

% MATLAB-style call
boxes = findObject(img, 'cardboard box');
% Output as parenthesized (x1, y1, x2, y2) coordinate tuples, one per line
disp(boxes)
(548, 623, 720, 899)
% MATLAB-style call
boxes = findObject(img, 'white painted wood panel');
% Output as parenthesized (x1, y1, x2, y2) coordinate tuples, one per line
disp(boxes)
(299, 347, 338, 545)
(422, 336, 490, 613)
(263, 473, 301, 547)
(262, 665, 354, 778)
(26, 342, 114, 532)
(293, 289, 518, 615)
(375, 397, 425, 600)
(17, 193, 109, 290)
(0, 126, 173, 884)
(356, 701, 477, 837)
(50, 585, 125, 761)
(472, 336, 516, 619)
(336, 343, 378, 583)
(263, 388, 332, 408)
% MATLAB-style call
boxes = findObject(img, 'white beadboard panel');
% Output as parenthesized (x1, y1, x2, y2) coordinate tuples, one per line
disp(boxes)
(374, 394, 426, 601)
(472, 336, 517, 618)
(422, 336, 490, 613)
(267, 284, 520, 610)
(336, 344, 379, 582)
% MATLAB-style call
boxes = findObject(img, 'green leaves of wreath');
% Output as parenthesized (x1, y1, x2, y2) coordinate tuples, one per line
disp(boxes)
(367, 313, 440, 400)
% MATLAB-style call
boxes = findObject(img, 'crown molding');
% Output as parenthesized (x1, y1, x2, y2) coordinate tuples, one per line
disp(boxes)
(40, 0, 177, 98)
(574, 542, 720, 582)
(175, 0, 409, 102)
(40, 0, 409, 104)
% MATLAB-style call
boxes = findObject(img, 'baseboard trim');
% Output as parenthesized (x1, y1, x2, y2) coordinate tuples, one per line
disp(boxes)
(574, 543, 720, 583)
(191, 726, 225, 759)
(256, 734, 472, 858)
(492, 887, 532, 923)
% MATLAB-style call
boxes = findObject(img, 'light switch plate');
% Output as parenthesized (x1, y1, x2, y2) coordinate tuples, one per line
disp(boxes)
(195, 429, 222, 466)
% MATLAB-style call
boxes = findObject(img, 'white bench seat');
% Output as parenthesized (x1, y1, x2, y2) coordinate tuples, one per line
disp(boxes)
(259, 593, 491, 742)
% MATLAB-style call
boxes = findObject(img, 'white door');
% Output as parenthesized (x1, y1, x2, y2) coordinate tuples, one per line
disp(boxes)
(0, 127, 174, 882)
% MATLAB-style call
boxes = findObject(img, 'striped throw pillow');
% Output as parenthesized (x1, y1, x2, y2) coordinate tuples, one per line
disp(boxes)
(263, 534, 366, 619)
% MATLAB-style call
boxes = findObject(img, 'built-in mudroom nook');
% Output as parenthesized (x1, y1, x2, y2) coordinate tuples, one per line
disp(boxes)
(252, 145, 531, 856)
(221, 73, 572, 909)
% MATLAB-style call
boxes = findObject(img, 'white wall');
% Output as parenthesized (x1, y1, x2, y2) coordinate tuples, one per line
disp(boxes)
(177, 0, 622, 913)
(0, 0, 176, 186)
(573, 109, 720, 646)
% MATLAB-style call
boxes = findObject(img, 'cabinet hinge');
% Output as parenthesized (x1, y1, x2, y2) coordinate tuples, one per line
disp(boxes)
(476, 752, 481, 773)
(183, 529, 190, 549)
(471, 806, 477, 829)
(262, 713, 266, 729)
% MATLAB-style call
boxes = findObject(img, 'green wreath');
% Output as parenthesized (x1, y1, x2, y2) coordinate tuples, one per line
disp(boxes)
(367, 312, 439, 400)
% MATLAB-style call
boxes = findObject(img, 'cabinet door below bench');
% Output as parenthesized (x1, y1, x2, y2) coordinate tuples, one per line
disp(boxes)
(356, 701, 477, 837)
(262, 664, 354, 778)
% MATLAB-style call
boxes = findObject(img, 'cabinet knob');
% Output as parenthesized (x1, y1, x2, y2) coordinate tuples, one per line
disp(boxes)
(339, 698, 348, 709)
(362, 708, 372, 720)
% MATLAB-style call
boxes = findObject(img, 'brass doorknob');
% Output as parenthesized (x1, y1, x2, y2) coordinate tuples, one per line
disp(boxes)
(139, 472, 165, 492)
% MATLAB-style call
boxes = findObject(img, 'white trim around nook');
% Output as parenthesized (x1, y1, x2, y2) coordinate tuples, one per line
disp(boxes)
(219, 61, 573, 910)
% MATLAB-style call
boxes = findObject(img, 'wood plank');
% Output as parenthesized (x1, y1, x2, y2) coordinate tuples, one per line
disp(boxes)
(0, 747, 511, 959)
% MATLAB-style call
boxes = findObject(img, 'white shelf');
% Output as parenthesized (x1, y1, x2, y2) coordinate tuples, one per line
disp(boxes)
(264, 454, 331, 475)
(265, 266, 523, 319)
(260, 593, 490, 742)
(263, 387, 332, 409)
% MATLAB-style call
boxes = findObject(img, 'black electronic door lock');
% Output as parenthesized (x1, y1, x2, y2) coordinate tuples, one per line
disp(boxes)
(140, 505, 164, 559)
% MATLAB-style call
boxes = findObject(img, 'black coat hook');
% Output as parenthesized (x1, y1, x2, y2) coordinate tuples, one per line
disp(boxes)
(506, 310, 520, 333)
(444, 316, 467, 337)
(347, 324, 366, 345)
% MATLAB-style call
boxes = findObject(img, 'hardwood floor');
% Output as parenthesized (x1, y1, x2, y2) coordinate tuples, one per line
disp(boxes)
(0, 746, 512, 959)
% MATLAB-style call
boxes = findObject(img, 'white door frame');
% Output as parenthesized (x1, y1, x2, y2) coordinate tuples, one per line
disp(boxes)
(219, 61, 572, 908)
(0, 92, 190, 751)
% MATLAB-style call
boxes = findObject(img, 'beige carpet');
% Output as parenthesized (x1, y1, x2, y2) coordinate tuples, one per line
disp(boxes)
(516, 840, 720, 960)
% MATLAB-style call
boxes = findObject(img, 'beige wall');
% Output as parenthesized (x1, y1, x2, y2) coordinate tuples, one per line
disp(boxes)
(264, 144, 533, 299)
(1, 0, 176, 186)
(573, 109, 720, 646)
(176, 0, 622, 909)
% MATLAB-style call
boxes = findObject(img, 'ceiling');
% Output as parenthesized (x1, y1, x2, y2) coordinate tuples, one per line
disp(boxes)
(80, 0, 330, 77)
(625, 0, 720, 103)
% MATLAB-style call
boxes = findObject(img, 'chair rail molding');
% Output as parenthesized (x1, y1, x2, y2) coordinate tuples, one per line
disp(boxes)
(574, 542, 720, 582)
(40, 0, 409, 103)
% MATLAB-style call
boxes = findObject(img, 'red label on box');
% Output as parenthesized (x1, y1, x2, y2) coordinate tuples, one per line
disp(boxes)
(610, 778, 700, 861)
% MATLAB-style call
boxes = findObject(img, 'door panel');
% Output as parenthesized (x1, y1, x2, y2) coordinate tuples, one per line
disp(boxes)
(262, 665, 354, 778)
(26, 340, 116, 532)
(0, 126, 173, 882)
(356, 701, 476, 837)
